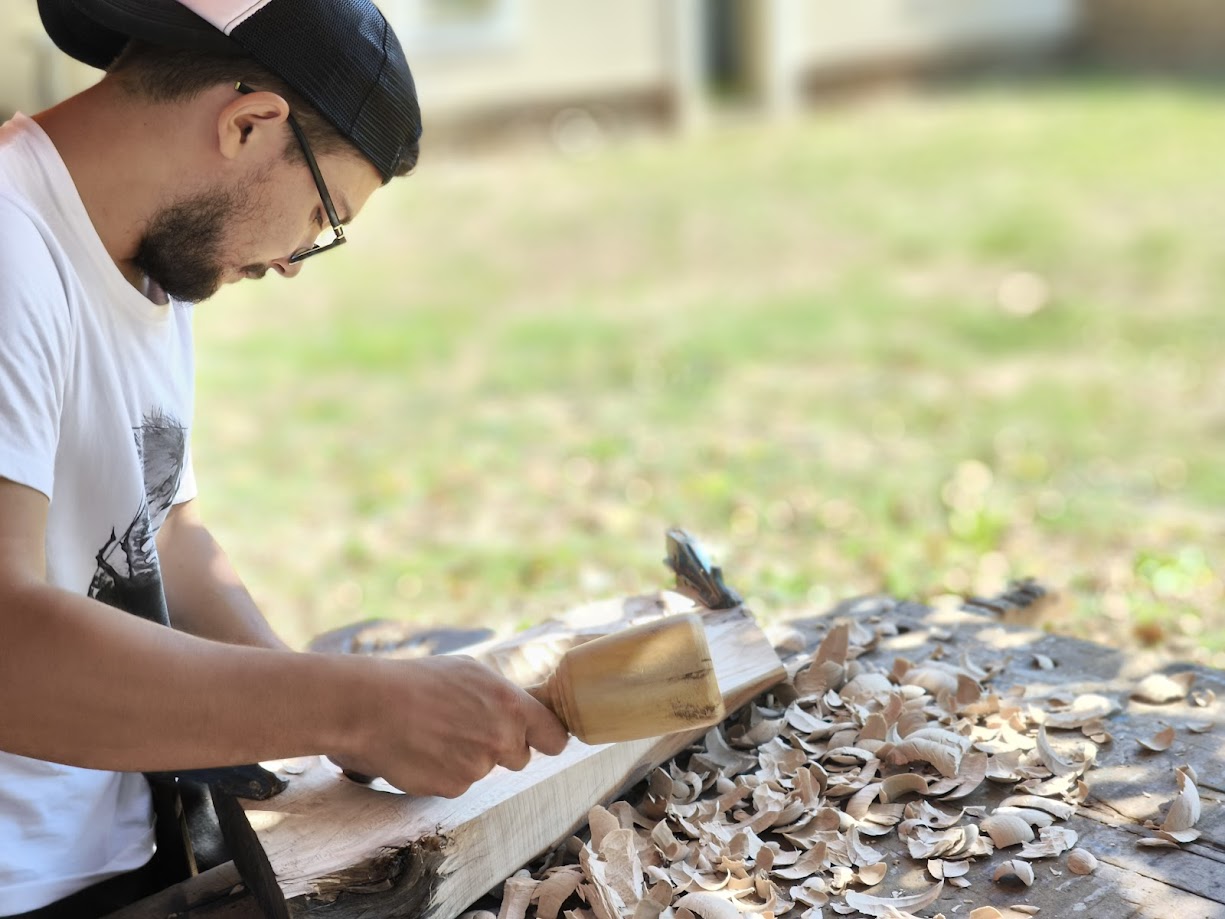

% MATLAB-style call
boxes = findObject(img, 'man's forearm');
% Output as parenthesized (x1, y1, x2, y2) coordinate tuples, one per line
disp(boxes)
(158, 500, 289, 650)
(0, 576, 361, 772)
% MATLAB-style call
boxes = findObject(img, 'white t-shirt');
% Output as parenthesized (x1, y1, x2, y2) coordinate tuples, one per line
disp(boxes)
(0, 113, 197, 914)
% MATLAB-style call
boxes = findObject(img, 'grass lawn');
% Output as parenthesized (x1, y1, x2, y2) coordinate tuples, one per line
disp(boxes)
(191, 75, 1224, 660)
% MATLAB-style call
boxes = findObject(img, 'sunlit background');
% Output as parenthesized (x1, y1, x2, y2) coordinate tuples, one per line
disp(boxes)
(5, 1, 1223, 660)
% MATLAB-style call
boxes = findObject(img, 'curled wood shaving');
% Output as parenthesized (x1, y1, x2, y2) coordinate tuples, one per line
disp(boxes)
(936, 752, 988, 800)
(900, 664, 962, 698)
(993, 859, 1035, 886)
(631, 881, 672, 919)
(839, 879, 945, 916)
(1191, 689, 1216, 708)
(1066, 848, 1098, 875)
(857, 862, 888, 886)
(1042, 693, 1117, 729)
(994, 807, 1054, 830)
(1136, 764, 1203, 848)
(673, 892, 740, 919)
(1017, 825, 1078, 860)
(1136, 836, 1182, 849)
(888, 732, 967, 778)
(533, 869, 584, 919)
(1160, 765, 1201, 837)
(498, 875, 539, 919)
(1132, 672, 1196, 705)
(927, 858, 969, 880)
(1138, 725, 1176, 752)
(1034, 727, 1089, 778)
(695, 727, 760, 777)
(980, 813, 1035, 849)
(881, 773, 929, 802)
(816, 622, 851, 667)
(997, 795, 1075, 821)
(1080, 719, 1113, 744)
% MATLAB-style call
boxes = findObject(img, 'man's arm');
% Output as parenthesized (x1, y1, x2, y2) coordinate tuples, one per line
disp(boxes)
(157, 499, 289, 650)
(0, 479, 568, 797)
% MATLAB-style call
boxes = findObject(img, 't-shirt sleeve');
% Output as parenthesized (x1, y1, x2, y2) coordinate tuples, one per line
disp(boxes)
(174, 445, 197, 505)
(0, 197, 72, 500)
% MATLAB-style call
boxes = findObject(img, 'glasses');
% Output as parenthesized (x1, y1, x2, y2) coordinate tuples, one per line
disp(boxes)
(235, 81, 347, 263)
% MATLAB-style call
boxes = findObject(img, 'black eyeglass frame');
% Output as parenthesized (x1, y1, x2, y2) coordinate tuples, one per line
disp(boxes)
(235, 81, 347, 263)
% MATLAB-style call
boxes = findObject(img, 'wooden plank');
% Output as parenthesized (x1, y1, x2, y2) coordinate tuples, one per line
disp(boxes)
(242, 606, 783, 918)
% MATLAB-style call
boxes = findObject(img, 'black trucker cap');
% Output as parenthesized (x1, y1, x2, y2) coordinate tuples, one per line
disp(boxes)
(37, 0, 421, 182)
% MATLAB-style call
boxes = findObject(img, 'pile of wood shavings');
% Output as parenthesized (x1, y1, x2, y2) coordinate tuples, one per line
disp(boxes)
(468, 616, 1202, 919)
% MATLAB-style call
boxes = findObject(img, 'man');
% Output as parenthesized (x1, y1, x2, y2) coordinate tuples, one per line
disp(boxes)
(0, 1, 569, 914)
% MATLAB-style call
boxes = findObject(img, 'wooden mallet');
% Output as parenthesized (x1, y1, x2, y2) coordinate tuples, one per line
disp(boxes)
(525, 611, 724, 744)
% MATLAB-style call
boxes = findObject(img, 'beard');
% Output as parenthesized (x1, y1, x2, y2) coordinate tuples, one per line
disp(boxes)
(132, 185, 261, 304)
(132, 189, 233, 303)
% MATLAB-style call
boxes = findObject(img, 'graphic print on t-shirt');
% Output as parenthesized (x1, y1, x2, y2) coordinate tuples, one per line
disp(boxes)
(88, 409, 186, 625)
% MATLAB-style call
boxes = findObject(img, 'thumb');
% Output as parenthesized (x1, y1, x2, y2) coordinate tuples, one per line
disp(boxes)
(521, 688, 569, 755)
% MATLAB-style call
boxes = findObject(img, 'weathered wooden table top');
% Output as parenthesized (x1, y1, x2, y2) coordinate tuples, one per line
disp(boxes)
(768, 594, 1225, 919)
(108, 593, 1225, 919)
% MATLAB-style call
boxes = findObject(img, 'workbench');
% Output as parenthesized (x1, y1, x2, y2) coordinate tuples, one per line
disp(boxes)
(106, 591, 1225, 919)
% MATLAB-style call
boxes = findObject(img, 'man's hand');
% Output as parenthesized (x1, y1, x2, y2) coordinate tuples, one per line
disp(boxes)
(0, 478, 569, 790)
(332, 655, 569, 798)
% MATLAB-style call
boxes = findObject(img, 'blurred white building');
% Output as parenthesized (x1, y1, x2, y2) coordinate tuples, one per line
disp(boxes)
(0, 1, 1134, 140)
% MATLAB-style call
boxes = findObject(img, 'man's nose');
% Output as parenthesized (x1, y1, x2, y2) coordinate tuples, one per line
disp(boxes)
(271, 257, 303, 278)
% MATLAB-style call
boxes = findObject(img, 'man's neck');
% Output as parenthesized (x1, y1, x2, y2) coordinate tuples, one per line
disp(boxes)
(34, 81, 187, 292)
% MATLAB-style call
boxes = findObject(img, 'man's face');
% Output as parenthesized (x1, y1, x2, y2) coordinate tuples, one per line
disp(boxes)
(133, 148, 383, 304)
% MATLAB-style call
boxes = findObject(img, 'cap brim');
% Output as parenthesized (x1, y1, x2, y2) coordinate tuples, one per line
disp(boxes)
(39, 0, 238, 69)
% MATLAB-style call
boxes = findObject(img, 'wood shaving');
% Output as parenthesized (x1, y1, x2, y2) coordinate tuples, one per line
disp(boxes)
(1161, 766, 1201, 836)
(1041, 694, 1117, 729)
(1138, 725, 1176, 752)
(1065, 848, 1098, 875)
(1132, 672, 1196, 705)
(980, 813, 1035, 849)
(993, 859, 1035, 886)
(1137, 764, 1202, 847)
(533, 869, 584, 919)
(499, 875, 539, 919)
(840, 880, 944, 916)
(673, 892, 740, 919)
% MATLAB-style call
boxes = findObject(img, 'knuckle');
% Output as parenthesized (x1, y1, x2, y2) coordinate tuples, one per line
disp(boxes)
(438, 781, 470, 799)
(505, 748, 532, 772)
(461, 757, 495, 784)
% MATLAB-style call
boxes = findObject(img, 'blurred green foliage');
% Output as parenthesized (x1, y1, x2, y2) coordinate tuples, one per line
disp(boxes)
(193, 77, 1223, 659)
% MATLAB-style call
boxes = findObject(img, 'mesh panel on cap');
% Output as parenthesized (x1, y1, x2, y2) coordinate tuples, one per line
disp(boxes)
(229, 0, 420, 180)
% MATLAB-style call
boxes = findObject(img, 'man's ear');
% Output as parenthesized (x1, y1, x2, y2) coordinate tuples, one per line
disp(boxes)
(216, 89, 290, 162)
